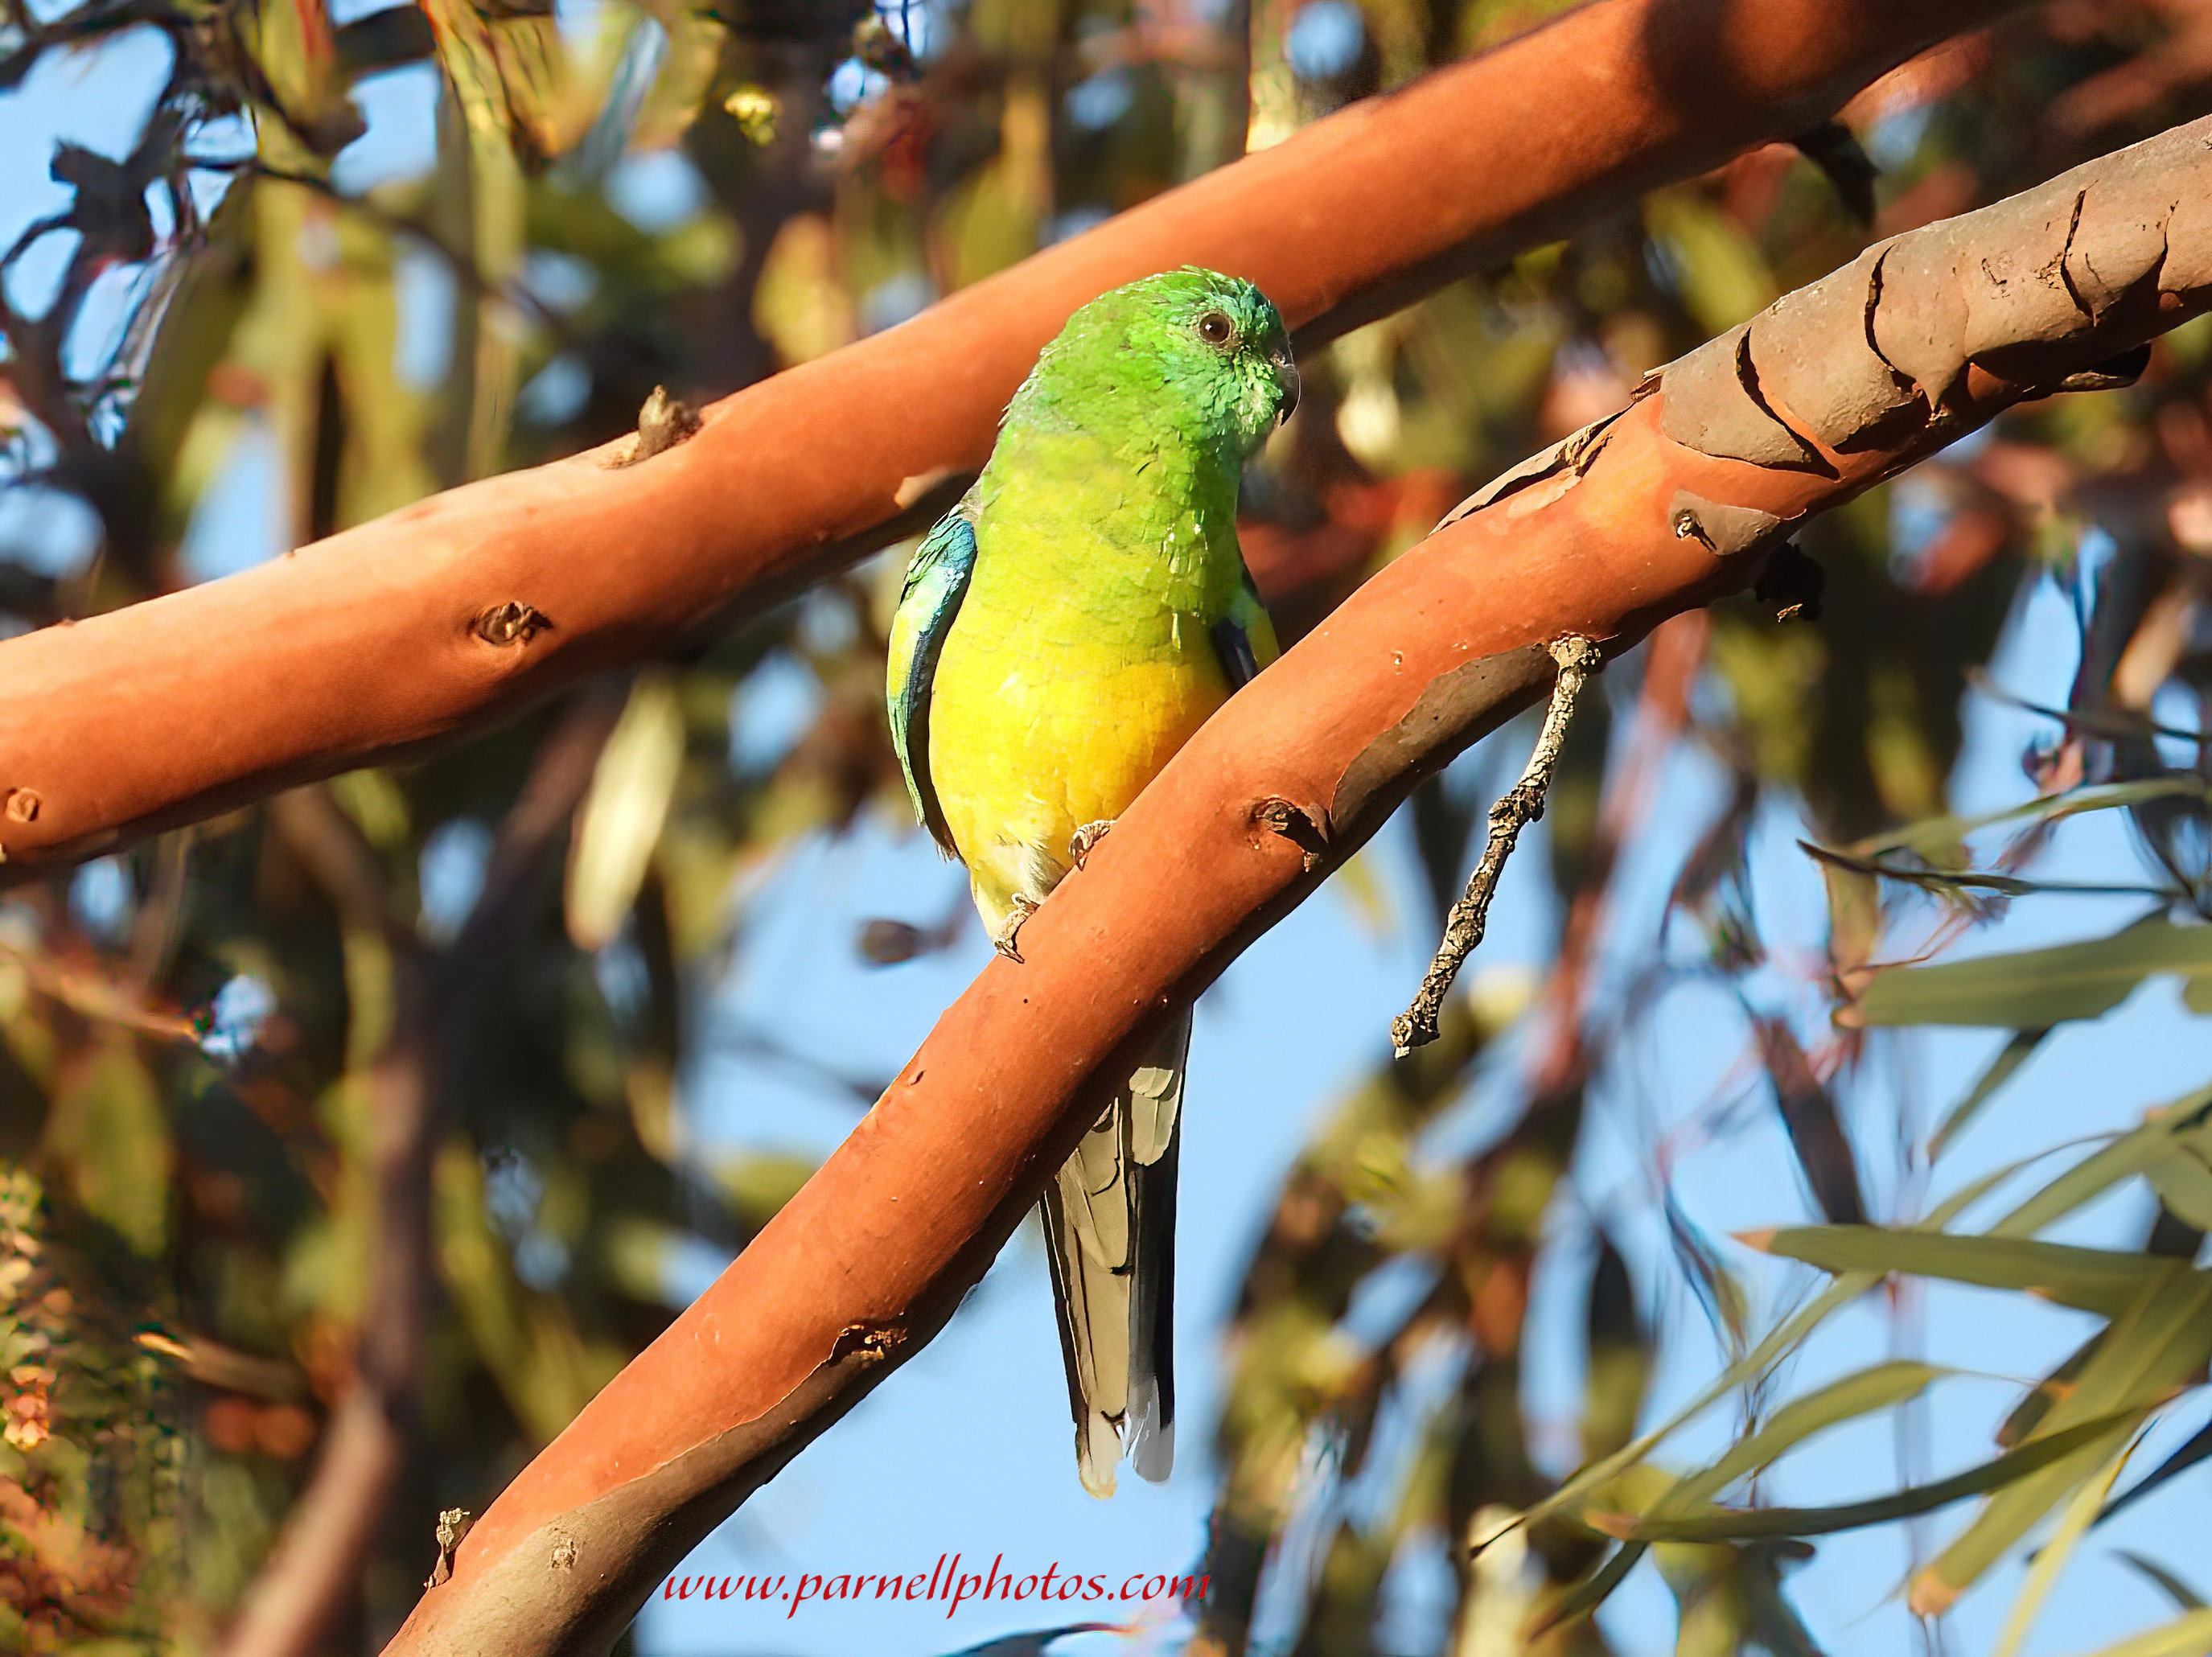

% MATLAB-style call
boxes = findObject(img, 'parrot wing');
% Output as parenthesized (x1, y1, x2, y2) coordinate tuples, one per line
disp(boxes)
(1209, 563, 1279, 690)
(1042, 1007, 1190, 1498)
(886, 507, 979, 856)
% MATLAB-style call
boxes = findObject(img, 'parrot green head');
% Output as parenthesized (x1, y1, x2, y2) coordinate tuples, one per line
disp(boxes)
(1009, 267, 1300, 465)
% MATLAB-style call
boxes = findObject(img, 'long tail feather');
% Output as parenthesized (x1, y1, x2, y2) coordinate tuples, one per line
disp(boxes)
(1040, 1008, 1190, 1499)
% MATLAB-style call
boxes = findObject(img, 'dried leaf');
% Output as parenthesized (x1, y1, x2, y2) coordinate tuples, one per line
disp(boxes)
(567, 671, 687, 952)
(1751, 1014, 1865, 1223)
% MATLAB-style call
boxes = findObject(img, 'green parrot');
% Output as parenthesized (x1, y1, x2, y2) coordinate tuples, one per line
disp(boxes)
(886, 268, 1298, 1497)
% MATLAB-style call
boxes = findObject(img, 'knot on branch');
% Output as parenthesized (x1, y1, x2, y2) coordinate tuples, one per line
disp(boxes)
(1667, 491, 1790, 560)
(1250, 796, 1330, 871)
(1392, 635, 1602, 1057)
(831, 1321, 908, 1366)
(474, 602, 553, 648)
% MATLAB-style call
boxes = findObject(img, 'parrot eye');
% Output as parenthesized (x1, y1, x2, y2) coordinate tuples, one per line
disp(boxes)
(1195, 309, 1238, 348)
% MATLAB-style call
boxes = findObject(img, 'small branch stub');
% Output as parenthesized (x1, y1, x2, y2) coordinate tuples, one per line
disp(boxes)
(426, 1507, 473, 1590)
(605, 386, 702, 469)
(1391, 635, 1603, 1056)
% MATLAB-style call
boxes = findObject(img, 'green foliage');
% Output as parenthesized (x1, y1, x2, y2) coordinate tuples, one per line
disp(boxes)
(0, 1170, 183, 1647)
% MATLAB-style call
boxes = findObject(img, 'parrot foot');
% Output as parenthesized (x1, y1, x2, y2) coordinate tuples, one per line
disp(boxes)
(1069, 820, 1115, 870)
(992, 894, 1039, 963)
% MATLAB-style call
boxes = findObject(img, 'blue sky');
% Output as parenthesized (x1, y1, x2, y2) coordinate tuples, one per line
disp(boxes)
(639, 574, 2211, 1657)
(2, 24, 2206, 1657)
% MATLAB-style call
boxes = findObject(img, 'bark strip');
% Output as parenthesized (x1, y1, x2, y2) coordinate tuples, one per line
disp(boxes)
(0, 0, 2016, 874)
(382, 112, 2212, 1657)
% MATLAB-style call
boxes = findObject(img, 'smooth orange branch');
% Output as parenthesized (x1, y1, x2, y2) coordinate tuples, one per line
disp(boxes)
(384, 113, 2212, 1657)
(0, 0, 2014, 874)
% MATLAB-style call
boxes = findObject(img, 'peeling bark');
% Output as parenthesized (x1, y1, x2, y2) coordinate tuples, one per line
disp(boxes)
(383, 112, 2212, 1657)
(0, 0, 2017, 874)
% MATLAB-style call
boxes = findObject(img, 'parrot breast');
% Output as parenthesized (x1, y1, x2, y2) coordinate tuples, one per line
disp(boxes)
(926, 584, 1231, 938)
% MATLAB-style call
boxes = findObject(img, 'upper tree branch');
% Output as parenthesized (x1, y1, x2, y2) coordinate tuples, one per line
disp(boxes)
(380, 109, 2212, 1657)
(0, 0, 2015, 874)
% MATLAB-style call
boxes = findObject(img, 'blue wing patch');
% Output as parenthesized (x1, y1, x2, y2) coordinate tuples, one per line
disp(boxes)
(1211, 617, 1259, 690)
(886, 508, 979, 857)
(1210, 565, 1277, 692)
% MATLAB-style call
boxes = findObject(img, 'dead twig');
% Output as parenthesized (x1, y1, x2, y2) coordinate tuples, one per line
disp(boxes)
(1392, 636, 1602, 1056)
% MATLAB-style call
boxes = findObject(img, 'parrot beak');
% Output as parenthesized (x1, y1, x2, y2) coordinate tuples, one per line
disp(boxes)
(1273, 356, 1301, 426)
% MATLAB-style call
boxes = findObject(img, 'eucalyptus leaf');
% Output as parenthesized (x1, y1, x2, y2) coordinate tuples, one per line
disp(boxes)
(1506, 1276, 1872, 1545)
(1802, 841, 2170, 901)
(1996, 1090, 2212, 1238)
(2096, 1412, 2212, 1527)
(1992, 1435, 2132, 1657)
(2147, 1143, 2212, 1231)
(2062, 1607, 2212, 1657)
(1589, 1415, 2130, 1544)
(1753, 1227, 2177, 1317)
(2114, 1552, 2209, 1613)
(1661, 1360, 1947, 1515)
(1526, 1541, 1647, 1637)
(1858, 916, 2212, 1029)
(1916, 1269, 2212, 1611)
(1848, 779, 2210, 863)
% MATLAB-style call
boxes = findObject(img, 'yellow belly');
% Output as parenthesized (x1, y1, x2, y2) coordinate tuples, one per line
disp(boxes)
(927, 617, 1227, 936)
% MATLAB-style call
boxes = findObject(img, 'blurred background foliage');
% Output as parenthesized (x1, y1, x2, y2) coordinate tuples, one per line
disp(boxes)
(1, 0, 2211, 1651)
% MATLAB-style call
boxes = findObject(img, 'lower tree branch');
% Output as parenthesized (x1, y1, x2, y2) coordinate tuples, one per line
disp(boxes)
(1392, 635, 1603, 1056)
(378, 113, 2212, 1657)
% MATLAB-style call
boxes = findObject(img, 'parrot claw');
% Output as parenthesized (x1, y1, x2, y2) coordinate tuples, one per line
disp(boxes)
(1069, 820, 1115, 870)
(993, 894, 1039, 962)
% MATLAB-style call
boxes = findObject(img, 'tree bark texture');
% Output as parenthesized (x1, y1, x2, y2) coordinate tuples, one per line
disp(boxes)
(0, 0, 2016, 874)
(379, 110, 2212, 1657)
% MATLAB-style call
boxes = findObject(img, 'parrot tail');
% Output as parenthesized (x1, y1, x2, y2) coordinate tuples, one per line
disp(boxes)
(1039, 1006, 1189, 1499)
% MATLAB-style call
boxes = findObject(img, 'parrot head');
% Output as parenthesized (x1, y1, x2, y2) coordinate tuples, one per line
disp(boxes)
(1019, 267, 1300, 461)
